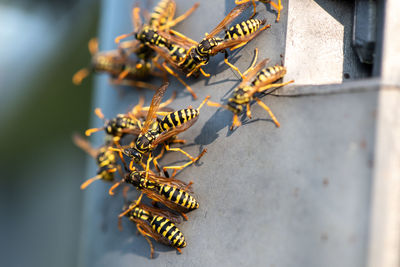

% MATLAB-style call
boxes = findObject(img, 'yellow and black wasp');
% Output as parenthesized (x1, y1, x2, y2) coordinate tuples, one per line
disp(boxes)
(121, 201, 186, 258)
(72, 38, 163, 90)
(153, 2, 270, 80)
(109, 153, 199, 220)
(73, 134, 119, 190)
(208, 49, 294, 130)
(84, 92, 176, 143)
(114, 0, 200, 98)
(114, 82, 208, 173)
(235, 0, 283, 22)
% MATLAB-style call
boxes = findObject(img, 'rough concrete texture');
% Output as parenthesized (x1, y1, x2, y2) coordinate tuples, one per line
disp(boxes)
(78, 1, 379, 266)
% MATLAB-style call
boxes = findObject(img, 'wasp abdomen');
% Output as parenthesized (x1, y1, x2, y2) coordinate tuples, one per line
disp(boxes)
(149, 0, 173, 28)
(253, 65, 287, 86)
(150, 215, 186, 248)
(225, 19, 264, 40)
(158, 108, 198, 132)
(159, 185, 199, 211)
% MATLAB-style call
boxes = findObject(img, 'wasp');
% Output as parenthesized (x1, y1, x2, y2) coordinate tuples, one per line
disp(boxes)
(235, 0, 283, 22)
(84, 92, 176, 142)
(121, 200, 186, 258)
(208, 49, 294, 130)
(73, 134, 119, 190)
(113, 82, 208, 173)
(152, 2, 270, 85)
(72, 38, 164, 90)
(114, 1, 200, 98)
(109, 152, 199, 220)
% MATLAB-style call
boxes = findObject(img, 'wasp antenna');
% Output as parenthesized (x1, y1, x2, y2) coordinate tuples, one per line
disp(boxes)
(109, 180, 123, 196)
(94, 108, 105, 120)
(85, 127, 104, 136)
(80, 175, 102, 190)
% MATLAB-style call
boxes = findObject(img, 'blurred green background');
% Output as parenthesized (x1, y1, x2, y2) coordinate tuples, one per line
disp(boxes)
(0, 0, 99, 266)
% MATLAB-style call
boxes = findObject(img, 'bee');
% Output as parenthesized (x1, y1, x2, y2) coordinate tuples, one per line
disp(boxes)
(121, 201, 186, 258)
(73, 134, 118, 190)
(114, 82, 208, 173)
(109, 153, 199, 220)
(84, 92, 176, 142)
(208, 48, 294, 130)
(152, 3, 270, 82)
(72, 38, 162, 90)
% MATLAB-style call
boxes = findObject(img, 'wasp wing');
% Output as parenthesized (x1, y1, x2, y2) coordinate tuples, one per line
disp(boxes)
(207, 2, 251, 39)
(210, 24, 268, 55)
(73, 134, 98, 158)
(148, 173, 194, 193)
(141, 82, 169, 134)
(137, 203, 182, 224)
(239, 58, 269, 87)
(151, 116, 198, 147)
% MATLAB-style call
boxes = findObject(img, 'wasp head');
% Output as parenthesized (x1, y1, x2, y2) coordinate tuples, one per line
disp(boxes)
(122, 148, 143, 163)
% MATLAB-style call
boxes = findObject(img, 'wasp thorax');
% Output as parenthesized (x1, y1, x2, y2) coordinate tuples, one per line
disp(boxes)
(125, 172, 141, 187)
(122, 148, 143, 163)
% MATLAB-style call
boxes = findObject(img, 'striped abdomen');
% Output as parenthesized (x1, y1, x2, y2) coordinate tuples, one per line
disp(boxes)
(136, 26, 170, 48)
(158, 108, 198, 132)
(224, 19, 264, 40)
(252, 65, 287, 86)
(105, 115, 139, 136)
(92, 53, 125, 75)
(150, 215, 186, 248)
(149, 0, 174, 28)
(158, 184, 199, 211)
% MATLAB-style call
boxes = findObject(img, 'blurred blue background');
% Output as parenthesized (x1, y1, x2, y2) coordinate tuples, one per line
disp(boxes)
(0, 1, 99, 266)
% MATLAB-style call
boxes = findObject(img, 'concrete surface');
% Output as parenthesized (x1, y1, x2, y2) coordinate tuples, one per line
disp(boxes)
(78, 0, 393, 266)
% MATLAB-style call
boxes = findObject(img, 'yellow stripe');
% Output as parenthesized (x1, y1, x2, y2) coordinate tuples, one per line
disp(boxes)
(163, 224, 173, 236)
(181, 193, 188, 206)
(169, 187, 176, 200)
(157, 218, 167, 233)
(169, 228, 179, 240)
(175, 190, 183, 204)
(174, 112, 181, 126)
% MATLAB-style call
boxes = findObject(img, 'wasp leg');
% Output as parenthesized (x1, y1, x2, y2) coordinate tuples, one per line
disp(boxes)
(180, 212, 189, 221)
(88, 37, 99, 55)
(161, 3, 199, 30)
(153, 146, 165, 173)
(72, 68, 90, 85)
(80, 175, 103, 190)
(162, 149, 207, 172)
(246, 103, 252, 118)
(230, 113, 242, 130)
(184, 181, 193, 190)
(176, 247, 183, 254)
(161, 62, 197, 99)
(137, 225, 155, 259)
(223, 51, 244, 79)
(265, 0, 282, 22)
(186, 62, 209, 78)
(254, 98, 280, 127)
(171, 138, 186, 144)
(235, 0, 257, 18)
